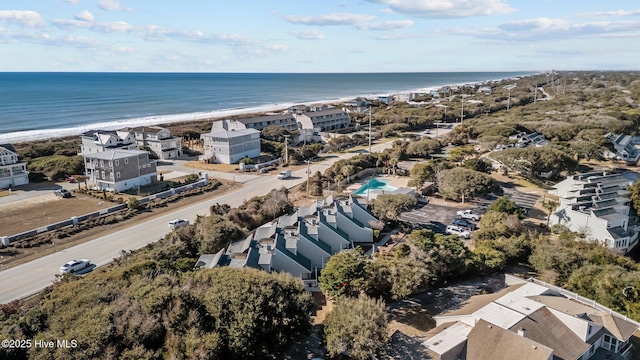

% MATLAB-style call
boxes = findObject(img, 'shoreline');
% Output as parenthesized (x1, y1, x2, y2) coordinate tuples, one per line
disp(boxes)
(0, 72, 536, 145)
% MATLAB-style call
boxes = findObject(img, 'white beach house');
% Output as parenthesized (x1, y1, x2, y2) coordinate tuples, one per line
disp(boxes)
(0, 144, 29, 189)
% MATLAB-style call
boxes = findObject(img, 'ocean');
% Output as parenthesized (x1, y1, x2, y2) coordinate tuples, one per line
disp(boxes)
(0, 72, 534, 143)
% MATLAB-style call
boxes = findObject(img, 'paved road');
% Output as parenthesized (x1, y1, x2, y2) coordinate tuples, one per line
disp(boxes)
(0, 141, 392, 304)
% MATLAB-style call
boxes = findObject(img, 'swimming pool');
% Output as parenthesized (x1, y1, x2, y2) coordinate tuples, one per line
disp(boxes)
(352, 178, 398, 196)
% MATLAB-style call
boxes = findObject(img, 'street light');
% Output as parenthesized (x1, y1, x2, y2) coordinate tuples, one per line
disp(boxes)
(368, 106, 372, 153)
(435, 104, 448, 138)
(306, 159, 311, 197)
(504, 84, 516, 112)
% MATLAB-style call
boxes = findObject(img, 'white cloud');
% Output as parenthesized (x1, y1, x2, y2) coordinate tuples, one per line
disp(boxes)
(74, 10, 94, 22)
(53, 18, 134, 33)
(365, 0, 515, 18)
(97, 0, 126, 11)
(455, 17, 640, 42)
(576, 9, 640, 18)
(356, 20, 414, 30)
(289, 29, 324, 40)
(65, 0, 83, 5)
(0, 10, 45, 28)
(283, 12, 375, 26)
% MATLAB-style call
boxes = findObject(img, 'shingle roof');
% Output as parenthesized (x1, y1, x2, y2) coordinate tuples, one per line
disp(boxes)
(84, 149, 149, 160)
(510, 307, 589, 360)
(467, 319, 554, 360)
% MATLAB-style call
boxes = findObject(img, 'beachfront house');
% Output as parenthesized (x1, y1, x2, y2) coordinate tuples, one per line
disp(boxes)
(345, 97, 370, 108)
(508, 132, 550, 148)
(79, 129, 139, 156)
(200, 120, 260, 164)
(196, 195, 378, 290)
(290, 105, 351, 132)
(213, 114, 299, 132)
(84, 149, 157, 192)
(605, 133, 640, 164)
(549, 171, 639, 254)
(420, 275, 638, 360)
(478, 86, 492, 94)
(0, 144, 29, 189)
(127, 126, 183, 160)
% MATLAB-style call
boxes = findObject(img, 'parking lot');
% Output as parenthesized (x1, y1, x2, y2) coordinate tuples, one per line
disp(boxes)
(399, 202, 484, 235)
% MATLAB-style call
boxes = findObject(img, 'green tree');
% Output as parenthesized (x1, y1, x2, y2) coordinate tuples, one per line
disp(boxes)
(407, 229, 470, 283)
(324, 294, 388, 360)
(541, 199, 559, 228)
(261, 125, 292, 142)
(437, 167, 501, 203)
(319, 248, 370, 298)
(471, 244, 507, 274)
(462, 158, 492, 173)
(195, 215, 245, 253)
(448, 145, 477, 162)
(405, 138, 441, 158)
(487, 196, 526, 219)
(370, 193, 417, 221)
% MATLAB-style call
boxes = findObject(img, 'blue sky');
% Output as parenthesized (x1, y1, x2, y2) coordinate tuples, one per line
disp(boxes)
(1, 0, 639, 72)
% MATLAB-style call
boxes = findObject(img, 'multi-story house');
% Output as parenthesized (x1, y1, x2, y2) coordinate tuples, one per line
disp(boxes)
(198, 195, 378, 289)
(606, 133, 640, 164)
(213, 115, 299, 132)
(420, 275, 638, 360)
(291, 106, 351, 132)
(549, 171, 638, 254)
(79, 129, 138, 156)
(83, 149, 156, 192)
(200, 120, 260, 164)
(128, 126, 182, 160)
(508, 132, 550, 148)
(0, 144, 29, 189)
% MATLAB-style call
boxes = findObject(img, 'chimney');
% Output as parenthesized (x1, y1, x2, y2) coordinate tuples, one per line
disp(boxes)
(517, 327, 526, 337)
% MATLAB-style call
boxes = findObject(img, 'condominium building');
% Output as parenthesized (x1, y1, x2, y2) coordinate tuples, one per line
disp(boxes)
(292, 107, 351, 132)
(549, 171, 638, 254)
(214, 114, 299, 132)
(197, 195, 378, 289)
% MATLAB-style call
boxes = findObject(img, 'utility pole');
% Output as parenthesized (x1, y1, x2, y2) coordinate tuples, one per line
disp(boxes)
(306, 159, 311, 197)
(283, 135, 290, 165)
(368, 106, 372, 153)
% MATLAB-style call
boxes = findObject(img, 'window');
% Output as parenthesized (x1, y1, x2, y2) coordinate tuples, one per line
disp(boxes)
(109, 172, 114, 179)
(101, 171, 105, 179)
(124, 158, 129, 164)
(108, 161, 112, 167)
(115, 160, 119, 166)
(116, 172, 121, 178)
(100, 160, 104, 167)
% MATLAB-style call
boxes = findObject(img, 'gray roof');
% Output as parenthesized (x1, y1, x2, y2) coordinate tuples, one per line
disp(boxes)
(510, 307, 589, 360)
(202, 128, 260, 139)
(0, 144, 17, 153)
(235, 114, 295, 124)
(303, 108, 348, 117)
(468, 319, 554, 360)
(83, 149, 149, 160)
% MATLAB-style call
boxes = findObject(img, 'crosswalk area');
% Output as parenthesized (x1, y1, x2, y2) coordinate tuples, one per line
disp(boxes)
(506, 191, 540, 211)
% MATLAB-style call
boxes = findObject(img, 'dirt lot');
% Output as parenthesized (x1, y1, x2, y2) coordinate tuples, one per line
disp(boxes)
(0, 192, 112, 236)
(0, 180, 241, 269)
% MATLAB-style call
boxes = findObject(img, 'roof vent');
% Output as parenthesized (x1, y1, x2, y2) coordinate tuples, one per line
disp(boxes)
(517, 327, 526, 337)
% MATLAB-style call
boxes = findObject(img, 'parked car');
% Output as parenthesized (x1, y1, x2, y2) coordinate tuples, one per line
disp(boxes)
(445, 225, 471, 239)
(453, 218, 476, 230)
(168, 219, 189, 229)
(59, 259, 91, 274)
(54, 189, 72, 198)
(456, 209, 481, 221)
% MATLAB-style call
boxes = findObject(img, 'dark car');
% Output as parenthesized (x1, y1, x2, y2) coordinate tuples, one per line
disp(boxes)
(54, 189, 72, 198)
(453, 218, 476, 230)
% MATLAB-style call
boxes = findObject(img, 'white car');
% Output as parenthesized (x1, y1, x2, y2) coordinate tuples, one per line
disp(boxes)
(456, 210, 481, 221)
(445, 225, 471, 239)
(59, 259, 91, 274)
(168, 219, 189, 229)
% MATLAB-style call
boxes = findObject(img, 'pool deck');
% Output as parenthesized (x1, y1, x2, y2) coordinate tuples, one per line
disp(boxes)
(347, 175, 410, 193)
